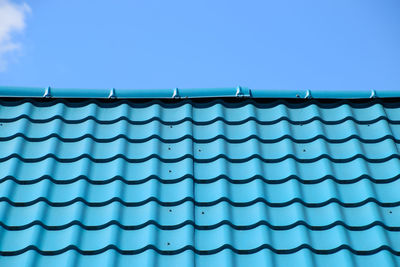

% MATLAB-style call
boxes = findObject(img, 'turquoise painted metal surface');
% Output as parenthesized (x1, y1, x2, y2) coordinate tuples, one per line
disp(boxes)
(0, 97, 399, 266)
(1, 86, 400, 99)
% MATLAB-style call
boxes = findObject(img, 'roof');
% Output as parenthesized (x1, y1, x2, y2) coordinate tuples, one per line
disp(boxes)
(0, 89, 399, 267)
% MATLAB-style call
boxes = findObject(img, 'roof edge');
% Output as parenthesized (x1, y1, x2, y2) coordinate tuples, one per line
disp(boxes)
(0, 86, 398, 99)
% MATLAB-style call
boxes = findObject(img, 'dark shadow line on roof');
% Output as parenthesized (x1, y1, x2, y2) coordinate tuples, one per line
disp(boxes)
(1, 196, 399, 208)
(1, 153, 400, 164)
(1, 220, 399, 232)
(1, 98, 400, 109)
(0, 244, 399, 256)
(1, 134, 400, 144)
(1, 114, 399, 126)
(1, 173, 398, 185)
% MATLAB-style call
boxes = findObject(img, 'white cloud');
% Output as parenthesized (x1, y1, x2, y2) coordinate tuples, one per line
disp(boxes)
(0, 0, 30, 71)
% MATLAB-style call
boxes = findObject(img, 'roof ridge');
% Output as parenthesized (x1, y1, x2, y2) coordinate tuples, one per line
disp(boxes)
(1, 86, 399, 99)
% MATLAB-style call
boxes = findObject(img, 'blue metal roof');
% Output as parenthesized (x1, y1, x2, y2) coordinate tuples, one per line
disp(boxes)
(0, 96, 400, 266)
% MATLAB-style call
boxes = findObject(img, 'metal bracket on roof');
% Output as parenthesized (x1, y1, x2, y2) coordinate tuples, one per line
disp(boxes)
(235, 86, 244, 97)
(370, 89, 376, 99)
(43, 87, 51, 98)
(172, 88, 180, 99)
(305, 89, 312, 99)
(108, 88, 116, 99)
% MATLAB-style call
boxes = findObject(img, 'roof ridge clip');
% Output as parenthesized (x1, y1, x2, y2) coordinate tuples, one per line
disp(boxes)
(370, 89, 376, 99)
(43, 86, 51, 98)
(108, 88, 116, 99)
(172, 88, 180, 99)
(305, 89, 312, 99)
(235, 86, 244, 97)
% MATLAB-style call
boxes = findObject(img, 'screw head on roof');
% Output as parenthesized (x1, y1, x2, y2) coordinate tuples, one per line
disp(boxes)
(370, 89, 376, 99)
(305, 90, 312, 99)
(43, 86, 51, 98)
(172, 88, 179, 99)
(235, 86, 243, 97)
(108, 88, 116, 99)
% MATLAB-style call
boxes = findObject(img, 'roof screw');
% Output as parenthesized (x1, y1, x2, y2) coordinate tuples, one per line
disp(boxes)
(43, 86, 52, 98)
(169, 209, 172, 212)
(172, 88, 180, 99)
(370, 89, 376, 99)
(201, 211, 205, 214)
(108, 88, 116, 99)
(235, 86, 244, 97)
(168, 147, 171, 150)
(167, 242, 170, 246)
(304, 90, 312, 99)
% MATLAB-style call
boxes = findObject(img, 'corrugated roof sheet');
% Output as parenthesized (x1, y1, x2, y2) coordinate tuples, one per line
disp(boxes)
(0, 97, 400, 266)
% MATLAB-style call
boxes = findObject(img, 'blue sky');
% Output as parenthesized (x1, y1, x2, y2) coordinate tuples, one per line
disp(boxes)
(0, 0, 400, 91)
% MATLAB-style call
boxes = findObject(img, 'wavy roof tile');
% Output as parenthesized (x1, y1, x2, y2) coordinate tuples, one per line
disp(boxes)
(0, 88, 399, 266)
